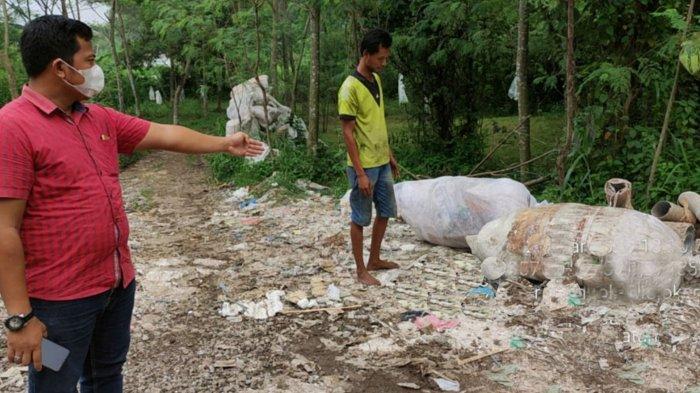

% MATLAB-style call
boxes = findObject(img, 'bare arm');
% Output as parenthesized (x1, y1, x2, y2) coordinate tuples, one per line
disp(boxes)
(341, 119, 365, 177)
(134, 123, 265, 156)
(0, 199, 46, 370)
(342, 119, 372, 196)
(0, 199, 30, 316)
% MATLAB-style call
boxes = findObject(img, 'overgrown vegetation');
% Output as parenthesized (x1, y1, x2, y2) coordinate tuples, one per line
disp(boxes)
(1, 0, 698, 210)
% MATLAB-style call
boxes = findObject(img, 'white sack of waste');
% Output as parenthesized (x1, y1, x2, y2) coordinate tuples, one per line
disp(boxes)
(467, 203, 693, 300)
(393, 176, 537, 248)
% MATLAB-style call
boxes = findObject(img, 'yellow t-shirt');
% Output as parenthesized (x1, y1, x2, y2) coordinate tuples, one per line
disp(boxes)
(338, 72, 390, 168)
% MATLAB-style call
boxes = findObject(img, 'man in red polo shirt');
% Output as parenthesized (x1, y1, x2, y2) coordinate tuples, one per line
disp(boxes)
(0, 16, 263, 392)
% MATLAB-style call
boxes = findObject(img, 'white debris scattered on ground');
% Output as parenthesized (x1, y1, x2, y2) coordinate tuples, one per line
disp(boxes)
(2, 151, 690, 392)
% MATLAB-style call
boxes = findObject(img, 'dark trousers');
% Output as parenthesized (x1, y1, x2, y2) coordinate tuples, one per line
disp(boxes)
(27, 280, 136, 393)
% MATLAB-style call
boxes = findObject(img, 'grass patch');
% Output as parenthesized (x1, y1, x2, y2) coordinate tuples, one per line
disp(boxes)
(135, 98, 565, 200)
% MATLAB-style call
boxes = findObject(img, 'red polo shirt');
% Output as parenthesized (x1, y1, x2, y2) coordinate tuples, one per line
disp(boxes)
(0, 85, 150, 301)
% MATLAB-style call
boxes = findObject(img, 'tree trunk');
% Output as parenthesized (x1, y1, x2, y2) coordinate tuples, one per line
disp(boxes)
(1, 0, 18, 99)
(172, 57, 192, 125)
(516, 0, 531, 180)
(290, 15, 310, 114)
(117, 6, 141, 116)
(75, 0, 80, 20)
(169, 57, 176, 103)
(60, 0, 68, 16)
(67, 0, 75, 18)
(557, 0, 576, 186)
(646, 0, 695, 198)
(108, 0, 124, 111)
(216, 79, 222, 112)
(307, 1, 320, 154)
(201, 68, 208, 113)
(253, 1, 271, 144)
(280, 0, 292, 98)
(269, 0, 278, 92)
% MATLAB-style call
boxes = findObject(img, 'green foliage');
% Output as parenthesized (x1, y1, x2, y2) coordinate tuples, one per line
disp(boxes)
(209, 140, 348, 196)
(1, 0, 697, 213)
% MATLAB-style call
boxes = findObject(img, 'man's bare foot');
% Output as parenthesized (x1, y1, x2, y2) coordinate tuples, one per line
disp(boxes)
(357, 271, 381, 286)
(367, 259, 400, 271)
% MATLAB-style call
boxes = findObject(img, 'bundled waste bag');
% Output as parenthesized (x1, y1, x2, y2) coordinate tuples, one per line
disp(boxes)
(467, 203, 695, 300)
(393, 176, 538, 248)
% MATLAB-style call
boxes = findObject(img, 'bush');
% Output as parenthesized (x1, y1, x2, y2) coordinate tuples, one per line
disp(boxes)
(208, 140, 348, 196)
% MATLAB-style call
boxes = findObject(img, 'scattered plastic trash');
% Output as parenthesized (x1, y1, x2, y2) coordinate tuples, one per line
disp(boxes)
(246, 142, 271, 163)
(240, 198, 258, 211)
(567, 291, 583, 307)
(467, 284, 496, 299)
(433, 377, 460, 392)
(231, 187, 249, 201)
(640, 333, 656, 349)
(397, 382, 420, 390)
(509, 336, 526, 349)
(413, 314, 460, 332)
(400, 310, 428, 322)
(326, 284, 341, 302)
(485, 364, 518, 387)
(376, 269, 402, 286)
(218, 290, 286, 320)
(617, 362, 648, 385)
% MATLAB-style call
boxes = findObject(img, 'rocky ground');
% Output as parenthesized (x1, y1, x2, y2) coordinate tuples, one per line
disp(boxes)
(2, 151, 700, 392)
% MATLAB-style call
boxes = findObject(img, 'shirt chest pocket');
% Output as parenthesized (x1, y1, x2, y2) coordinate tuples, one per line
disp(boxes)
(90, 128, 119, 177)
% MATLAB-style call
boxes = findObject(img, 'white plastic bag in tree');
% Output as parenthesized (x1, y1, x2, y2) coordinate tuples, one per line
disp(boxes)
(508, 75, 519, 101)
(154, 90, 163, 105)
(398, 74, 409, 104)
(148, 87, 155, 101)
(394, 177, 537, 248)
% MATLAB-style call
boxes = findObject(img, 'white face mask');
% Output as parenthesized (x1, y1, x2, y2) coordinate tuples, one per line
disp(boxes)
(61, 60, 105, 98)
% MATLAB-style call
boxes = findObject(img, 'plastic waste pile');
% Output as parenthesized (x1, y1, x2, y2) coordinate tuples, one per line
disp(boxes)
(467, 203, 694, 300)
(225, 75, 307, 141)
(393, 176, 539, 248)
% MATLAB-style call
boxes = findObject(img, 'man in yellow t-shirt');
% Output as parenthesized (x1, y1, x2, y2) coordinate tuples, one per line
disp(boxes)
(338, 28, 400, 286)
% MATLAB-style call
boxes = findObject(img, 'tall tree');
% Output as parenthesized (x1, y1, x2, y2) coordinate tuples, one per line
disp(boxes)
(646, 0, 696, 197)
(1, 0, 18, 99)
(278, 0, 292, 96)
(269, 0, 278, 91)
(253, 0, 271, 142)
(75, 0, 80, 20)
(117, 4, 141, 116)
(108, 0, 124, 111)
(172, 56, 191, 124)
(557, 0, 576, 186)
(307, 0, 320, 153)
(516, 0, 530, 180)
(290, 14, 309, 113)
(60, 0, 67, 16)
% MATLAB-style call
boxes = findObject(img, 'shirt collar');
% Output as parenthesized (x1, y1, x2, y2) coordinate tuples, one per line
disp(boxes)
(22, 84, 88, 115)
(353, 69, 376, 84)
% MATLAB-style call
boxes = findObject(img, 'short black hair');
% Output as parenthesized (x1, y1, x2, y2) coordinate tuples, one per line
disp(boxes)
(360, 28, 392, 56)
(20, 15, 93, 78)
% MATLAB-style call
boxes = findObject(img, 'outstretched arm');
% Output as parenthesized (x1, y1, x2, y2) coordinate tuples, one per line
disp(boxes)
(135, 123, 265, 157)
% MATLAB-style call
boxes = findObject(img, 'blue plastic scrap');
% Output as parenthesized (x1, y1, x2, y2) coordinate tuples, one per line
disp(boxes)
(467, 284, 496, 298)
